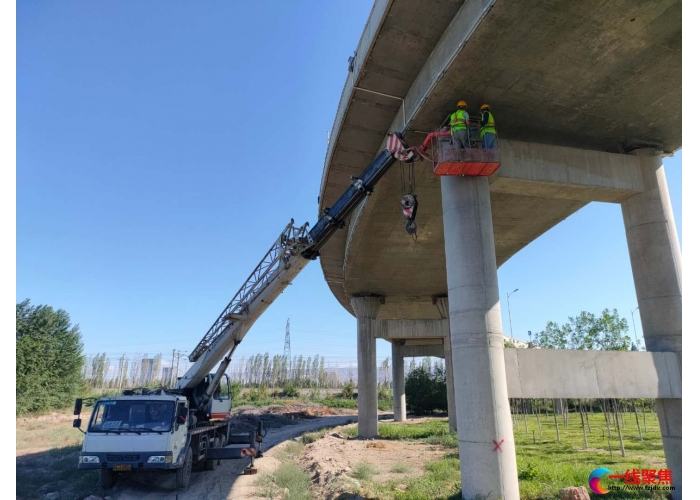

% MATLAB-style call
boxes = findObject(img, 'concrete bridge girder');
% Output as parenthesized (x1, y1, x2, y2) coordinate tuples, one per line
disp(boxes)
(328, 0, 681, 498)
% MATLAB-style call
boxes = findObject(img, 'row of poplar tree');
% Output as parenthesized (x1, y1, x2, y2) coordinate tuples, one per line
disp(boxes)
(17, 298, 639, 416)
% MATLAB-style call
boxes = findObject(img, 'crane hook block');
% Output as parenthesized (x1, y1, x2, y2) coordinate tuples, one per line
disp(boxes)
(400, 194, 418, 235)
(401, 195, 417, 220)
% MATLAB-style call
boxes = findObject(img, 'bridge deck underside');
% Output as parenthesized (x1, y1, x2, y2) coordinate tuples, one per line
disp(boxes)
(319, 0, 681, 317)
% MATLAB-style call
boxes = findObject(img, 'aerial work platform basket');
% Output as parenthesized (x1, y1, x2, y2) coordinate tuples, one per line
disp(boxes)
(417, 122, 500, 176)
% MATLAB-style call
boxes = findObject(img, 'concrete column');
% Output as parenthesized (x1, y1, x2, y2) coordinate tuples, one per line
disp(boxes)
(391, 342, 406, 422)
(351, 296, 382, 438)
(622, 150, 682, 498)
(436, 296, 457, 432)
(441, 175, 519, 500)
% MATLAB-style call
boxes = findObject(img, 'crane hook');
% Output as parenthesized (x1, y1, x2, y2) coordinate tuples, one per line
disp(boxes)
(400, 194, 418, 236)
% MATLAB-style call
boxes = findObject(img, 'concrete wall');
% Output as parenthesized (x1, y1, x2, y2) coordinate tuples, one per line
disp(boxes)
(505, 349, 681, 399)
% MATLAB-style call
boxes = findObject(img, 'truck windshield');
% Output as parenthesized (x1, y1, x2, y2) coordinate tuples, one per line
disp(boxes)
(88, 400, 176, 433)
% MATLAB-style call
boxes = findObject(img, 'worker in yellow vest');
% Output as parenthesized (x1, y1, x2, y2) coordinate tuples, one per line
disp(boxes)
(480, 104, 496, 149)
(450, 100, 470, 149)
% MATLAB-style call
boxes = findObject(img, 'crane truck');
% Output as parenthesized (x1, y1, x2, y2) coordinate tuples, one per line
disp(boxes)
(71, 132, 423, 489)
(71, 124, 501, 490)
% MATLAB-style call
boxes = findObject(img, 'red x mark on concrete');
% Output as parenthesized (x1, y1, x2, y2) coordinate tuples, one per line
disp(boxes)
(493, 439, 504, 452)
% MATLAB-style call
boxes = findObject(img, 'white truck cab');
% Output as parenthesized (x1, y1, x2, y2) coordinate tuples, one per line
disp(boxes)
(77, 394, 191, 488)
(74, 376, 260, 489)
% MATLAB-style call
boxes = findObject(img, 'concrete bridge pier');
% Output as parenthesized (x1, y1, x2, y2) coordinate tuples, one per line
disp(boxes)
(441, 175, 520, 499)
(435, 296, 457, 432)
(391, 342, 406, 422)
(351, 296, 382, 438)
(622, 150, 682, 499)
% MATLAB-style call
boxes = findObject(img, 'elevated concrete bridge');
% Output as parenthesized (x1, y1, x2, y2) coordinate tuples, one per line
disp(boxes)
(318, 1, 682, 498)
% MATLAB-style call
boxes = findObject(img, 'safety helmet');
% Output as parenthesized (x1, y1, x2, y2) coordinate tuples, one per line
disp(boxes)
(457, 100, 467, 107)
(480, 103, 490, 111)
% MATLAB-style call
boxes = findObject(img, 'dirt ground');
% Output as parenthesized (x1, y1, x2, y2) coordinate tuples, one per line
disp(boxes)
(112, 415, 359, 500)
(299, 419, 451, 500)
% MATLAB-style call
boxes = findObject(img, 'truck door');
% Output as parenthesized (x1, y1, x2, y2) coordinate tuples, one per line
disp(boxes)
(210, 374, 231, 419)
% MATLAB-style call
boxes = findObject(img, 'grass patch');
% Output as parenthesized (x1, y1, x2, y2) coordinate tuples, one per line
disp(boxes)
(275, 441, 304, 462)
(378, 400, 393, 411)
(364, 455, 462, 500)
(343, 411, 668, 499)
(319, 398, 357, 409)
(16, 421, 83, 452)
(262, 427, 337, 499)
(234, 397, 302, 407)
(514, 410, 666, 499)
(257, 461, 312, 500)
(351, 461, 380, 481)
(390, 462, 412, 473)
(345, 419, 458, 448)
(299, 428, 330, 445)
(275, 462, 313, 500)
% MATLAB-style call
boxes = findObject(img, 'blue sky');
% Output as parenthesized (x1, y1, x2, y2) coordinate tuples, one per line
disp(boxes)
(17, 1, 682, 369)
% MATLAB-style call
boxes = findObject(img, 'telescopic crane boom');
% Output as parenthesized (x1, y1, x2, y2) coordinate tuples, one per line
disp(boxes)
(177, 132, 416, 401)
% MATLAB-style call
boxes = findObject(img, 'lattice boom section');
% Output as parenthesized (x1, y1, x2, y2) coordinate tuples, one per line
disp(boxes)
(189, 221, 309, 362)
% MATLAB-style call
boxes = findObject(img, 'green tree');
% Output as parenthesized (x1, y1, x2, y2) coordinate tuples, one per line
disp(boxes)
(534, 321, 569, 349)
(534, 309, 632, 351)
(16, 299, 84, 415)
(405, 364, 447, 415)
(596, 309, 632, 351)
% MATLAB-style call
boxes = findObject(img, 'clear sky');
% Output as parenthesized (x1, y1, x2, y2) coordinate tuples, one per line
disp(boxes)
(17, 1, 682, 370)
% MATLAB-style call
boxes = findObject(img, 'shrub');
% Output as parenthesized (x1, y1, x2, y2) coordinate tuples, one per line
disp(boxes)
(377, 385, 392, 401)
(273, 462, 312, 500)
(390, 462, 411, 473)
(518, 461, 552, 482)
(341, 380, 357, 399)
(405, 365, 447, 415)
(230, 381, 242, 401)
(280, 382, 300, 398)
(247, 384, 270, 403)
(351, 461, 379, 481)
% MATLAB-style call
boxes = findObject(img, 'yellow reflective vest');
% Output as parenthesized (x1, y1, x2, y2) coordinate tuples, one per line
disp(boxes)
(480, 111, 496, 137)
(450, 109, 468, 131)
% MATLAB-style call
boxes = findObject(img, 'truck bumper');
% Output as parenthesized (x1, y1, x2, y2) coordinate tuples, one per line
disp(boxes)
(77, 452, 176, 470)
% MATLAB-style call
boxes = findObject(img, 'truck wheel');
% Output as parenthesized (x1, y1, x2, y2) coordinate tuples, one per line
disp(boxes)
(205, 436, 221, 471)
(100, 468, 116, 489)
(176, 447, 193, 489)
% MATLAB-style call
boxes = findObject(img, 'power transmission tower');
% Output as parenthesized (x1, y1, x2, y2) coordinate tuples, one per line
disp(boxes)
(284, 318, 291, 364)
